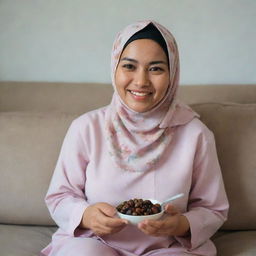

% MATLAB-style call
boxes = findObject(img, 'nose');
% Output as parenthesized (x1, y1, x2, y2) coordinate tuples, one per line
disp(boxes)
(134, 69, 150, 87)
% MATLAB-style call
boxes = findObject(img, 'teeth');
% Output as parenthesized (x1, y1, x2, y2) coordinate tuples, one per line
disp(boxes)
(130, 90, 150, 96)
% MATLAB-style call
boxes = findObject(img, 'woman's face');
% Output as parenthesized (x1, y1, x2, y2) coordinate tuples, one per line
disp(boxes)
(115, 39, 170, 113)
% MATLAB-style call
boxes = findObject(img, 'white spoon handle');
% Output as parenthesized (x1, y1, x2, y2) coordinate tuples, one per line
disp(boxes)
(161, 193, 184, 209)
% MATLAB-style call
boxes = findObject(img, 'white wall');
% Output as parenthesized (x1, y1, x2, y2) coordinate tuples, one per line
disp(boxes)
(0, 0, 256, 85)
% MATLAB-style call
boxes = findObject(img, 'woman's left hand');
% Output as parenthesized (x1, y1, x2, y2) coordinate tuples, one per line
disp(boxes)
(137, 204, 190, 237)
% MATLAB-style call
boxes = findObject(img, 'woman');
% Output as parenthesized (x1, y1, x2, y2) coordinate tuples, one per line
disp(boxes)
(41, 20, 229, 256)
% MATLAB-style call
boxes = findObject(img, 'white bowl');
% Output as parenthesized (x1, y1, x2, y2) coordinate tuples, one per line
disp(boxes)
(116, 199, 164, 225)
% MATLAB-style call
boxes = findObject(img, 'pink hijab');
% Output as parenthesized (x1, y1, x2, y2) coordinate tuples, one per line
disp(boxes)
(105, 20, 198, 172)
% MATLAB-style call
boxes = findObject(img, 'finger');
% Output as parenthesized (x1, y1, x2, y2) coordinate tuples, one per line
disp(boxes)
(138, 220, 162, 235)
(142, 219, 164, 229)
(92, 207, 128, 235)
(137, 223, 154, 235)
(98, 203, 117, 217)
(138, 219, 174, 237)
(104, 217, 129, 228)
(140, 218, 173, 231)
(110, 224, 127, 234)
(97, 204, 128, 226)
(138, 224, 162, 236)
(96, 208, 128, 228)
(164, 204, 179, 215)
(95, 219, 128, 236)
(93, 220, 122, 235)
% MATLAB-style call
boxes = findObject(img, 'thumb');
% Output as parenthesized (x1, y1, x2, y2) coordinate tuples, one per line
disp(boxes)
(164, 204, 179, 215)
(98, 203, 117, 217)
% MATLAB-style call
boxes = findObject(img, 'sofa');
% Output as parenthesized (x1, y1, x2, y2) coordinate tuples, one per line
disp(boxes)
(0, 81, 256, 256)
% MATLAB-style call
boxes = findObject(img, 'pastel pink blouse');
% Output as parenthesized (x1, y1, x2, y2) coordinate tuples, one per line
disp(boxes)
(41, 106, 229, 256)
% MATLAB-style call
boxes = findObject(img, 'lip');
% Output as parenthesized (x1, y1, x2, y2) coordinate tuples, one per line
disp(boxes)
(128, 89, 152, 94)
(128, 90, 152, 101)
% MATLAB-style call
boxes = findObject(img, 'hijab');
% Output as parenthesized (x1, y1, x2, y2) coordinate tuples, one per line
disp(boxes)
(122, 23, 169, 64)
(105, 20, 198, 172)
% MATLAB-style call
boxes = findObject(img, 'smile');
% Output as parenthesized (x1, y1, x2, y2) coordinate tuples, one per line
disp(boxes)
(128, 90, 152, 97)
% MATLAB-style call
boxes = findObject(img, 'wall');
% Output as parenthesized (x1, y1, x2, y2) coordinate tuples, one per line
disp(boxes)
(0, 0, 256, 85)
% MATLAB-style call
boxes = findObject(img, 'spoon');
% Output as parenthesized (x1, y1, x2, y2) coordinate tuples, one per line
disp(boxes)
(160, 193, 184, 210)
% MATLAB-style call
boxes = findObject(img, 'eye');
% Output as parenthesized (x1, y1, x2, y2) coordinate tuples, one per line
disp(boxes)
(122, 63, 135, 71)
(149, 66, 164, 72)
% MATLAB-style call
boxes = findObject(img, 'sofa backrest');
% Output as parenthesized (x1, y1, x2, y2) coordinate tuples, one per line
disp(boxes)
(1, 82, 256, 113)
(192, 102, 256, 230)
(0, 82, 256, 230)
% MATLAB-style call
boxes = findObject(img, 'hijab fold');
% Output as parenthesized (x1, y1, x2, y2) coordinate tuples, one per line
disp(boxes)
(105, 20, 198, 172)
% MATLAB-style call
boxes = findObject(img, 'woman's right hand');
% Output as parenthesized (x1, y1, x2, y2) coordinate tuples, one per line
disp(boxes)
(80, 202, 129, 236)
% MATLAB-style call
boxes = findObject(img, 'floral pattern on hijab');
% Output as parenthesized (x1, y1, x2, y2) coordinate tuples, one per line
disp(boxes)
(105, 20, 198, 172)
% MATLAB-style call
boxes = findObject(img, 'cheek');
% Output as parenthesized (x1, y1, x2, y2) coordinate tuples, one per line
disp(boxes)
(115, 70, 131, 90)
(154, 77, 170, 97)
(162, 82, 169, 96)
(115, 73, 126, 97)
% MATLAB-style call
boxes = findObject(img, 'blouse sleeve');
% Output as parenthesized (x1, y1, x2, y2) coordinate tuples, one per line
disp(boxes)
(176, 128, 229, 250)
(45, 119, 89, 236)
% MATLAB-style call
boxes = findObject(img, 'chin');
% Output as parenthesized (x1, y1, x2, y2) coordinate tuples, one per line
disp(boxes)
(128, 105, 151, 113)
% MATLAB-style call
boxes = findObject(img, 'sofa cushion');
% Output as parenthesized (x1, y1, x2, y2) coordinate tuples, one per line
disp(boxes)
(213, 231, 256, 255)
(192, 103, 256, 230)
(0, 224, 56, 256)
(0, 112, 77, 225)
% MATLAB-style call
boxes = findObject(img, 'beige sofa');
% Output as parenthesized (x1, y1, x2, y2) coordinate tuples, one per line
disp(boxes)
(0, 81, 256, 256)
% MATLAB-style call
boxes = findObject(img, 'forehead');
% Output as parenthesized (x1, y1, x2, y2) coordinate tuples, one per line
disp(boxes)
(120, 39, 168, 61)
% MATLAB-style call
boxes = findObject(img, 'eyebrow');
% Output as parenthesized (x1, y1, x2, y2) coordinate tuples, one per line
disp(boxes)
(120, 57, 168, 65)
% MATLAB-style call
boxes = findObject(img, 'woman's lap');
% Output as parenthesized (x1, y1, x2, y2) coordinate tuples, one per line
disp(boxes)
(52, 237, 120, 256)
(51, 237, 197, 256)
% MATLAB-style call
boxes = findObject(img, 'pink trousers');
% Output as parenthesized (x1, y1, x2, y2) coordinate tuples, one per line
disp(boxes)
(49, 237, 195, 256)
